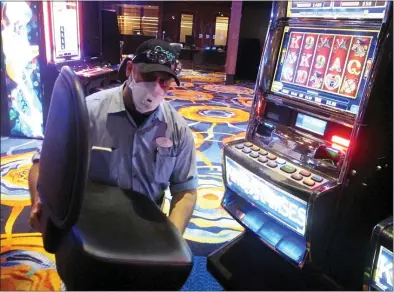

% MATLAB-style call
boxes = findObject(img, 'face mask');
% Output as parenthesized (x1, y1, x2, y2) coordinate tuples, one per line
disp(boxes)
(128, 76, 166, 113)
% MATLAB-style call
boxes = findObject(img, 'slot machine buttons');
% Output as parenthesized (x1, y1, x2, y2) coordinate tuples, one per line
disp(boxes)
(251, 145, 260, 151)
(280, 165, 296, 174)
(291, 173, 303, 181)
(300, 170, 311, 177)
(244, 142, 253, 147)
(258, 157, 268, 163)
(312, 175, 323, 183)
(235, 144, 244, 149)
(267, 161, 278, 168)
(242, 148, 252, 154)
(303, 179, 316, 187)
(259, 150, 268, 156)
(276, 158, 286, 165)
(267, 154, 277, 160)
(250, 152, 259, 159)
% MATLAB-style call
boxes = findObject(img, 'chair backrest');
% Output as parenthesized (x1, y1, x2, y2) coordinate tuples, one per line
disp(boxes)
(38, 66, 91, 253)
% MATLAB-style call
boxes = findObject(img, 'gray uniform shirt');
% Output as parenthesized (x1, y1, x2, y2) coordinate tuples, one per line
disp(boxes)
(33, 84, 198, 202)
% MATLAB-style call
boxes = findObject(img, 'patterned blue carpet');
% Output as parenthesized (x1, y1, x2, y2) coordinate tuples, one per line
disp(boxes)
(0, 70, 254, 290)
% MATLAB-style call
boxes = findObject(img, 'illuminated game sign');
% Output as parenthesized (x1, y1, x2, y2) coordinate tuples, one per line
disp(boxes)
(373, 246, 393, 291)
(43, 1, 81, 63)
(1, 2, 44, 138)
(271, 26, 379, 115)
(225, 157, 308, 236)
(287, 1, 388, 19)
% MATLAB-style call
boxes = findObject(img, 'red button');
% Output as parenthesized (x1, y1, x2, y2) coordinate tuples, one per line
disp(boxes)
(300, 170, 311, 177)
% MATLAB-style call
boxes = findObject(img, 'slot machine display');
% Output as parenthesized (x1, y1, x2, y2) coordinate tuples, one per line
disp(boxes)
(364, 217, 393, 291)
(0, 2, 45, 138)
(208, 1, 392, 290)
(41, 1, 118, 123)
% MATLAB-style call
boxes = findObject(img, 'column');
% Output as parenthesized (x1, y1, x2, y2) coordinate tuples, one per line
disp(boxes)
(225, 1, 243, 85)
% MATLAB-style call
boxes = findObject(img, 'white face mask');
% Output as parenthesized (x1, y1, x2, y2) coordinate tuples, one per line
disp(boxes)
(128, 76, 166, 113)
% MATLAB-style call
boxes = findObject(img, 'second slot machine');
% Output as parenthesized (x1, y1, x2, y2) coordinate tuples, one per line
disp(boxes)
(208, 1, 392, 290)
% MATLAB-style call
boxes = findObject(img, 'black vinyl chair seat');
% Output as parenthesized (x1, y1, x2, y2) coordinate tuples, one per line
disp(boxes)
(74, 181, 192, 265)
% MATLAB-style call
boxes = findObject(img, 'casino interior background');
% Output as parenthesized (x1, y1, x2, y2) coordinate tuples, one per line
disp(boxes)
(0, 1, 393, 291)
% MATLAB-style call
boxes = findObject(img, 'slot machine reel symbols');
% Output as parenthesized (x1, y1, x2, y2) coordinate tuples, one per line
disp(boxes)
(315, 55, 326, 69)
(304, 36, 315, 50)
(310, 72, 323, 89)
(324, 74, 341, 91)
(341, 77, 358, 94)
(282, 68, 294, 82)
(318, 36, 332, 50)
(352, 38, 368, 58)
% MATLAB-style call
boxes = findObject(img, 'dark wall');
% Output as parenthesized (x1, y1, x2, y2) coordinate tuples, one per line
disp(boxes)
(81, 1, 102, 59)
(235, 1, 272, 81)
(239, 1, 272, 54)
(161, 1, 231, 47)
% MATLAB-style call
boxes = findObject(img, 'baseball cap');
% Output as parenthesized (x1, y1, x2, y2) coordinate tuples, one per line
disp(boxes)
(132, 39, 180, 85)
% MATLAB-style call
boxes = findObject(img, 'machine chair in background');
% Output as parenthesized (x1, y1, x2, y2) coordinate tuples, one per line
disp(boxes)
(38, 66, 193, 290)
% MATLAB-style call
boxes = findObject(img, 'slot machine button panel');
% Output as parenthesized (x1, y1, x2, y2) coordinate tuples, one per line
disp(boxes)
(303, 178, 316, 187)
(300, 170, 311, 177)
(251, 145, 260, 151)
(291, 173, 303, 181)
(258, 157, 268, 163)
(312, 175, 323, 183)
(280, 165, 296, 174)
(259, 150, 268, 156)
(250, 152, 259, 159)
(233, 142, 328, 189)
(267, 154, 277, 160)
(267, 161, 278, 168)
(242, 148, 252, 154)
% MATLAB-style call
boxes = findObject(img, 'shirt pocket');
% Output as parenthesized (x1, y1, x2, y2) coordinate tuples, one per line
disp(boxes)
(89, 148, 119, 186)
(154, 148, 177, 184)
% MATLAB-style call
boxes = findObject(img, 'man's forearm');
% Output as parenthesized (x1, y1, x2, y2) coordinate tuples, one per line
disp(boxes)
(28, 162, 40, 206)
(169, 189, 197, 234)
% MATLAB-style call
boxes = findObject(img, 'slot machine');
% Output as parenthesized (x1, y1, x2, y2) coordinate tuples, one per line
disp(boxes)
(207, 1, 392, 290)
(41, 1, 119, 125)
(1, 2, 45, 138)
(364, 217, 393, 291)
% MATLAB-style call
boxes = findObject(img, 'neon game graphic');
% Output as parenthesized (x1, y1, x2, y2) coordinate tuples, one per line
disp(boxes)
(1, 2, 44, 138)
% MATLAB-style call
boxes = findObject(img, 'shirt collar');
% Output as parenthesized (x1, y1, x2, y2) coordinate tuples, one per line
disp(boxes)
(107, 82, 166, 123)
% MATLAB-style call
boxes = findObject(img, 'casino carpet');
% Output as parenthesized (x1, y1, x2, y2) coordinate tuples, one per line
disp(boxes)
(0, 70, 255, 290)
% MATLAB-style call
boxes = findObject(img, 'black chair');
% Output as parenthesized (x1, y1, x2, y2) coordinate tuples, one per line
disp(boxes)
(38, 66, 193, 290)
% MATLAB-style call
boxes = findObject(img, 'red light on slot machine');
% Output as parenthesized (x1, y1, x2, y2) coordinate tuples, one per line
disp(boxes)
(331, 135, 350, 148)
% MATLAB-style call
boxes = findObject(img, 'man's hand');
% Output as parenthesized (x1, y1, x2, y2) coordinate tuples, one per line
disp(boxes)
(28, 199, 42, 232)
(169, 189, 197, 234)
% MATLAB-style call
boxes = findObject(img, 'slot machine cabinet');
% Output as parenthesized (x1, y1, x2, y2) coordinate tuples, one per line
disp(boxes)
(364, 217, 393, 291)
(41, 1, 118, 126)
(1, 1, 45, 139)
(207, 1, 392, 290)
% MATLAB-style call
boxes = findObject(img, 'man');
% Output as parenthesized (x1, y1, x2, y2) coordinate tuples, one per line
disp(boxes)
(28, 39, 198, 234)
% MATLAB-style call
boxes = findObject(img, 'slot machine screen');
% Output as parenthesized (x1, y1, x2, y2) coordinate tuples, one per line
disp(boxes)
(287, 1, 388, 19)
(51, 1, 80, 61)
(373, 246, 393, 291)
(271, 26, 379, 115)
